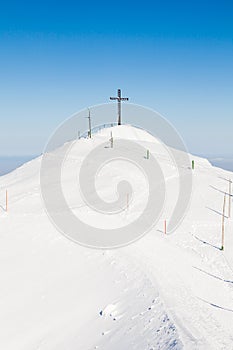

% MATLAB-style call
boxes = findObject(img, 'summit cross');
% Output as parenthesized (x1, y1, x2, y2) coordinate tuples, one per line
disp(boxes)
(110, 89, 129, 125)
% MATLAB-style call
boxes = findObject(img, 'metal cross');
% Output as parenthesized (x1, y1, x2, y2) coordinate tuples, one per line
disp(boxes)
(110, 89, 129, 125)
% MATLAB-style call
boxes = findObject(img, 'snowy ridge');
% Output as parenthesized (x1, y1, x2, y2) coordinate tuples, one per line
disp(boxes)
(1, 125, 233, 350)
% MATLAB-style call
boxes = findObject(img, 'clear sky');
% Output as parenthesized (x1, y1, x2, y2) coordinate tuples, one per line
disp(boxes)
(0, 0, 232, 156)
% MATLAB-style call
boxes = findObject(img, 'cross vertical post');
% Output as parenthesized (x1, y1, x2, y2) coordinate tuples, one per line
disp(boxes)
(110, 89, 129, 125)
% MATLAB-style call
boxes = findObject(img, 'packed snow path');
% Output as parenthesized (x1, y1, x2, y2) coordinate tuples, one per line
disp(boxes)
(0, 125, 233, 350)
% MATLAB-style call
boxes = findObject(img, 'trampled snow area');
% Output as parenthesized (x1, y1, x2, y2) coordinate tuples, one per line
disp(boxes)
(1, 125, 233, 349)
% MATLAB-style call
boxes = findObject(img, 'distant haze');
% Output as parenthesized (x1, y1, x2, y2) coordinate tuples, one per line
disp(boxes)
(0, 154, 232, 177)
(208, 157, 233, 173)
(0, 156, 37, 176)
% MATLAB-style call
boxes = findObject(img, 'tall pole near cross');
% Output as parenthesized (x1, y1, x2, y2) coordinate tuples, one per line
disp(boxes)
(85, 108, 92, 138)
(110, 89, 129, 125)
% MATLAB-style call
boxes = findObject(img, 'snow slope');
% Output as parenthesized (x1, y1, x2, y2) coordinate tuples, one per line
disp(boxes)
(1, 125, 233, 350)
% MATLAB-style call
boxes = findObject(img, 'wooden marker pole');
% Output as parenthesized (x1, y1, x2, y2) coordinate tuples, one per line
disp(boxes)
(5, 190, 8, 212)
(229, 179, 232, 218)
(164, 220, 167, 235)
(110, 132, 113, 148)
(221, 193, 226, 250)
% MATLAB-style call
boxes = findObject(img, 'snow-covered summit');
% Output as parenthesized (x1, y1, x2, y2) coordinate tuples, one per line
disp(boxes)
(1, 125, 233, 349)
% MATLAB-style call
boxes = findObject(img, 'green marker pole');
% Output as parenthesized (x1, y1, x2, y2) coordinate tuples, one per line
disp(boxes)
(147, 150, 150, 160)
(192, 160, 195, 170)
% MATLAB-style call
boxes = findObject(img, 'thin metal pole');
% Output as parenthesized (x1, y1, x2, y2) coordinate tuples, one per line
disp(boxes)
(126, 193, 129, 211)
(229, 179, 232, 218)
(88, 108, 92, 138)
(6, 190, 8, 212)
(221, 193, 226, 250)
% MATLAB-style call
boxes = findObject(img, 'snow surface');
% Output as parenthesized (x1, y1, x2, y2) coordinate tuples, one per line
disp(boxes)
(1, 125, 233, 350)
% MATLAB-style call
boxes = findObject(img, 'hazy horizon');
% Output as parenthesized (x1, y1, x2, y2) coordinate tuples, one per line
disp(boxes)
(1, 153, 232, 176)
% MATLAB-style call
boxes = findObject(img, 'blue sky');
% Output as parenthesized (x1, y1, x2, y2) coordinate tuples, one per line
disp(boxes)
(0, 0, 232, 156)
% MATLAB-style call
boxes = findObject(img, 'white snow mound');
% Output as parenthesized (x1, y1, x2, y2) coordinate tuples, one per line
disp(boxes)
(0, 125, 233, 350)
